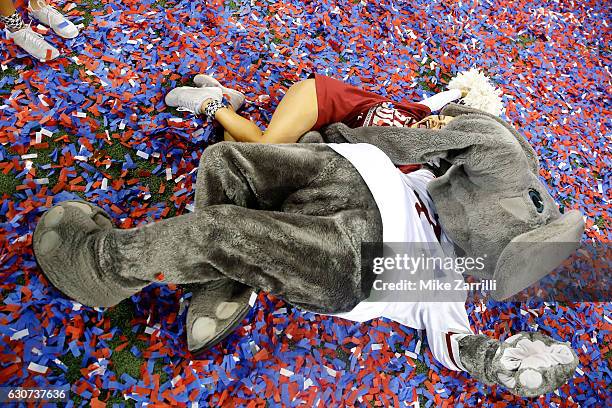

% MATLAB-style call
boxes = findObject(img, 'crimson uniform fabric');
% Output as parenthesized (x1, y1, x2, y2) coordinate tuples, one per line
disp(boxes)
(310, 74, 431, 173)
(310, 73, 431, 130)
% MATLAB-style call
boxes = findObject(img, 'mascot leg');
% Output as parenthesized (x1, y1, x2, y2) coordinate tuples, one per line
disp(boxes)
(33, 142, 382, 352)
(457, 332, 578, 397)
(183, 141, 380, 353)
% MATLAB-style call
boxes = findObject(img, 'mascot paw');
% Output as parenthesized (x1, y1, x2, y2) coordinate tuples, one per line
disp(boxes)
(491, 332, 578, 397)
(187, 278, 256, 356)
(33, 200, 143, 308)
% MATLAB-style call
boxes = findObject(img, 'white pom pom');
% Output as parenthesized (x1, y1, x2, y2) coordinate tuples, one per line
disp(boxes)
(448, 68, 504, 116)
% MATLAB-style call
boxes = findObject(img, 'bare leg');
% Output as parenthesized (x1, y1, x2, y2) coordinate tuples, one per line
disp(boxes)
(29, 0, 48, 11)
(205, 79, 319, 144)
(0, 0, 16, 16)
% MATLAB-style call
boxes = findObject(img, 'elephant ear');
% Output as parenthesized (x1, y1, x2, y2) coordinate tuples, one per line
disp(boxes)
(491, 210, 584, 300)
(441, 103, 540, 175)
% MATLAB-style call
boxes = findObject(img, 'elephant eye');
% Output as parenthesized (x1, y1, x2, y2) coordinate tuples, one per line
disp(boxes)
(529, 189, 544, 213)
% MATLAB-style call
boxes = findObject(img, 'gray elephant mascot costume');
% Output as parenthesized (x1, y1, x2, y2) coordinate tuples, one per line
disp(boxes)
(33, 103, 583, 397)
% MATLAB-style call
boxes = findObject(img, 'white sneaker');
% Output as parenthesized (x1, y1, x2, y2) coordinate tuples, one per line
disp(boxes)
(5, 26, 59, 62)
(164, 86, 223, 114)
(29, 3, 79, 39)
(193, 74, 246, 111)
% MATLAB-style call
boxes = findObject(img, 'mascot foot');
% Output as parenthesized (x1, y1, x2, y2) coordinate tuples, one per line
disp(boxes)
(187, 278, 256, 356)
(33, 200, 147, 308)
(458, 332, 578, 397)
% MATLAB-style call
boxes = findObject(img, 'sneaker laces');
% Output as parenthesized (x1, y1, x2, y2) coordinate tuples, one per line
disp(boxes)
(31, 3, 66, 25)
(15, 24, 51, 50)
(176, 97, 208, 115)
(176, 104, 201, 115)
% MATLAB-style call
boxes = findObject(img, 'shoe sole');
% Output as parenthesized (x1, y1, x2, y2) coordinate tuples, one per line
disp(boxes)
(32, 200, 114, 303)
(189, 291, 257, 358)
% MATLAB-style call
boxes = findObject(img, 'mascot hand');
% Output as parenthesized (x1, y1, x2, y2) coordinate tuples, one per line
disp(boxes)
(458, 332, 578, 397)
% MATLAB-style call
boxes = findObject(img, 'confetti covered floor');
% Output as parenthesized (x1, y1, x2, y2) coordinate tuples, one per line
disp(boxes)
(1, 0, 610, 406)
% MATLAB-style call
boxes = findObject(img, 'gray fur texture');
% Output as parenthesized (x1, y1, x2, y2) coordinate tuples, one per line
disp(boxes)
(457, 334, 500, 385)
(32, 200, 149, 307)
(315, 103, 585, 300)
(32, 104, 583, 397)
(33, 143, 382, 313)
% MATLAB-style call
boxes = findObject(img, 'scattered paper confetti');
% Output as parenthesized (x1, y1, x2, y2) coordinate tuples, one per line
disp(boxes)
(0, 0, 609, 406)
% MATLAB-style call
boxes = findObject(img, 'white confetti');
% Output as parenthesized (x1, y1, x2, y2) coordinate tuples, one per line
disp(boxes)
(27, 362, 48, 374)
(415, 339, 422, 354)
(144, 323, 161, 335)
(101, 178, 108, 191)
(89, 361, 107, 377)
(38, 94, 49, 106)
(324, 366, 337, 377)
(21, 153, 38, 160)
(136, 150, 149, 159)
(280, 368, 294, 377)
(165, 168, 172, 181)
(11, 328, 29, 340)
